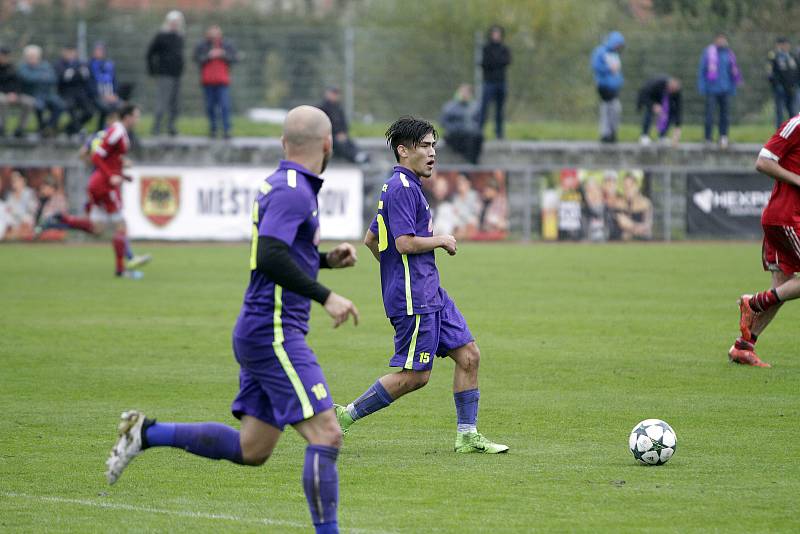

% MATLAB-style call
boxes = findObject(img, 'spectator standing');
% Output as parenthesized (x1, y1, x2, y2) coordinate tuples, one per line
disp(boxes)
(698, 33, 742, 149)
(18, 45, 63, 137)
(146, 10, 185, 136)
(318, 86, 369, 163)
(591, 31, 625, 143)
(89, 42, 121, 132)
(440, 84, 483, 164)
(56, 45, 95, 136)
(0, 46, 35, 138)
(194, 25, 238, 139)
(767, 37, 798, 129)
(479, 25, 511, 139)
(637, 76, 682, 146)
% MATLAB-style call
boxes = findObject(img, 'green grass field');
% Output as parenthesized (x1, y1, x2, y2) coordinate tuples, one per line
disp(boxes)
(1, 241, 798, 533)
(110, 115, 778, 144)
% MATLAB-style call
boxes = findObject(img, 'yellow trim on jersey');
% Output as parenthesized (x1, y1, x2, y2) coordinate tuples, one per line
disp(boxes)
(249, 200, 259, 270)
(273, 285, 314, 420)
(401, 254, 412, 315)
(403, 314, 421, 369)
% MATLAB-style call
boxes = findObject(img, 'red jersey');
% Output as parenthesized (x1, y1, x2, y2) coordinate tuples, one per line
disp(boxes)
(761, 115, 800, 225)
(88, 121, 130, 195)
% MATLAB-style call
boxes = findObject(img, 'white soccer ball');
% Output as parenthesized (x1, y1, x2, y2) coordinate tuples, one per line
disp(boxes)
(628, 419, 677, 465)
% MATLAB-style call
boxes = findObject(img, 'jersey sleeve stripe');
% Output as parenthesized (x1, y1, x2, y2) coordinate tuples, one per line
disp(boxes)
(287, 169, 297, 188)
(401, 253, 413, 315)
(272, 285, 315, 419)
(759, 148, 780, 161)
(402, 314, 421, 370)
(399, 174, 410, 187)
(780, 117, 800, 138)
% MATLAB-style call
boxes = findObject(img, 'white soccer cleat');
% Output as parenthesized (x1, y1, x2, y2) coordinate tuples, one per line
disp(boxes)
(105, 410, 146, 484)
(126, 254, 153, 270)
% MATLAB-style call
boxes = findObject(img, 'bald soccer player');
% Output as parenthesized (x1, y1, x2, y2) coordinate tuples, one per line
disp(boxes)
(105, 106, 359, 534)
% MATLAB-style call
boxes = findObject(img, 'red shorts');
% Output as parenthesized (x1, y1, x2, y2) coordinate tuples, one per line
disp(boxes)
(762, 224, 800, 275)
(87, 172, 122, 215)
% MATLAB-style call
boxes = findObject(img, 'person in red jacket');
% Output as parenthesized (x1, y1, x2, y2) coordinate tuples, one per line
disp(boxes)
(194, 25, 238, 139)
(51, 104, 151, 279)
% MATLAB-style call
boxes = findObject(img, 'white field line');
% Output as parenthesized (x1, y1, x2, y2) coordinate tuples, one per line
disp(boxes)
(1, 492, 394, 534)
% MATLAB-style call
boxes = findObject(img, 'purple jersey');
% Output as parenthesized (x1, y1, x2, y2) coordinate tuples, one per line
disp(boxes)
(369, 165, 443, 318)
(234, 160, 322, 340)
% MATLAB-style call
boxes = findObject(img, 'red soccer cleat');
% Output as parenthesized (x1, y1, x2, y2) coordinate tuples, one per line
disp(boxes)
(728, 343, 771, 368)
(737, 294, 758, 342)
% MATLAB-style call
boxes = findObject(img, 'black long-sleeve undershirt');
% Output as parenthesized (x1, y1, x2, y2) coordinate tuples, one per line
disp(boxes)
(256, 236, 331, 304)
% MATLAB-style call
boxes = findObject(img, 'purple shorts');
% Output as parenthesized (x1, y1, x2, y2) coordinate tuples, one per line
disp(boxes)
(231, 332, 333, 430)
(389, 289, 474, 371)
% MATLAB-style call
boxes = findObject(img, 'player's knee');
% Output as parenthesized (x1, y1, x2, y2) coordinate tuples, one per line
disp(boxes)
(320, 420, 343, 448)
(241, 447, 271, 466)
(404, 370, 430, 391)
(459, 343, 481, 373)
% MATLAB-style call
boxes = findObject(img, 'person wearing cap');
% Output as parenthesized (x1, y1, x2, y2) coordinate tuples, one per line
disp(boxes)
(767, 37, 799, 129)
(0, 46, 35, 138)
(318, 86, 369, 163)
(193, 25, 238, 139)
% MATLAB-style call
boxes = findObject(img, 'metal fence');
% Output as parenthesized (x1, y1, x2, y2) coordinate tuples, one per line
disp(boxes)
(0, 6, 785, 125)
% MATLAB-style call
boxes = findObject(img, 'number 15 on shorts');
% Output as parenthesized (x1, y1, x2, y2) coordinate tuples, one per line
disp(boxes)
(418, 352, 430, 364)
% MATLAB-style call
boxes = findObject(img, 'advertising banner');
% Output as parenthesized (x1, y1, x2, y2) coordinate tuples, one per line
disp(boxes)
(123, 166, 363, 241)
(422, 169, 509, 241)
(0, 166, 67, 242)
(686, 174, 772, 238)
(541, 168, 652, 242)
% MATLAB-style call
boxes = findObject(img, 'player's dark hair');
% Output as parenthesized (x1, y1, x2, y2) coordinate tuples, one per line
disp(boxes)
(385, 116, 437, 162)
(119, 103, 139, 119)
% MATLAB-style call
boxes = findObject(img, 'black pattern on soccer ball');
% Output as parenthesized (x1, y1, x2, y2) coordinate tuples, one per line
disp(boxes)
(628, 419, 677, 466)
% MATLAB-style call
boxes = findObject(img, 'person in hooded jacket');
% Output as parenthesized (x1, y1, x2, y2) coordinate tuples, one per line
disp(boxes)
(591, 31, 625, 143)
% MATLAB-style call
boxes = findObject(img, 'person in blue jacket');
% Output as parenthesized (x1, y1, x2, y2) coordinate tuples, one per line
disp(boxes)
(591, 31, 625, 143)
(698, 33, 742, 149)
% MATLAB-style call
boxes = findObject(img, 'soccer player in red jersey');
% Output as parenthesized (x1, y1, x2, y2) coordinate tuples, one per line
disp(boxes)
(730, 113, 800, 367)
(54, 103, 150, 278)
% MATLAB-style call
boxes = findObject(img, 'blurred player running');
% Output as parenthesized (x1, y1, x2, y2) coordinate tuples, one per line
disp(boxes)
(334, 117, 508, 454)
(50, 103, 150, 278)
(729, 113, 800, 367)
(105, 106, 359, 534)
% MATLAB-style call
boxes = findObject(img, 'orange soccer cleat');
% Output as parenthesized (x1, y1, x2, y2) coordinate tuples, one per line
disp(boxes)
(737, 294, 758, 342)
(728, 342, 771, 368)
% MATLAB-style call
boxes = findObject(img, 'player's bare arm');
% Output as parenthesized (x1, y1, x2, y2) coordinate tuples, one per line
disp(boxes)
(364, 229, 380, 261)
(756, 155, 800, 188)
(395, 234, 457, 256)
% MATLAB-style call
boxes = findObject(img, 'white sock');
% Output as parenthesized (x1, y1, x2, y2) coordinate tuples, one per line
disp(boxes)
(457, 424, 477, 434)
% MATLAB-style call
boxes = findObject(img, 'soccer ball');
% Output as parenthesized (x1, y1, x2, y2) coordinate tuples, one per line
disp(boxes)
(629, 419, 677, 465)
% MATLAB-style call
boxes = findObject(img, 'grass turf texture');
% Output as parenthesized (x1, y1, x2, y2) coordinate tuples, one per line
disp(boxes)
(99, 115, 782, 144)
(1, 241, 798, 533)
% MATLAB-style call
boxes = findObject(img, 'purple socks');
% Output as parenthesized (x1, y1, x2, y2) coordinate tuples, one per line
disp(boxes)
(144, 421, 244, 464)
(454, 388, 480, 433)
(347, 379, 393, 421)
(303, 445, 339, 533)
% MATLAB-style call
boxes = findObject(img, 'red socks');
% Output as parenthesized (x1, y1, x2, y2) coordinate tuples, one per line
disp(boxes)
(749, 289, 781, 313)
(113, 232, 126, 275)
(61, 214, 94, 234)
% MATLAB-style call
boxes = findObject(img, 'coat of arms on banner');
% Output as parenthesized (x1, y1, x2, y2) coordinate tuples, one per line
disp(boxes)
(141, 176, 180, 227)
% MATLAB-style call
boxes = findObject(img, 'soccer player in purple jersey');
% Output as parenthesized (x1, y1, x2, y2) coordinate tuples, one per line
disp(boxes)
(334, 117, 508, 454)
(105, 106, 359, 534)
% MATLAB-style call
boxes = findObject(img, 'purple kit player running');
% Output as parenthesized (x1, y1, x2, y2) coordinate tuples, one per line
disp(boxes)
(334, 117, 508, 454)
(105, 106, 360, 534)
